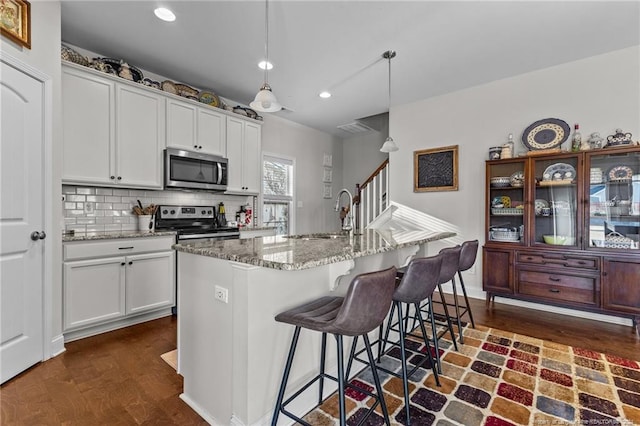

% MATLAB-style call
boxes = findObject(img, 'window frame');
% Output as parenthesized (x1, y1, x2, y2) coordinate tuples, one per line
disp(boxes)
(261, 152, 296, 235)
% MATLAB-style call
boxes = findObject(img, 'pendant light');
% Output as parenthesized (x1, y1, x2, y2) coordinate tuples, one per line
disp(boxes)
(380, 50, 398, 152)
(250, 0, 281, 112)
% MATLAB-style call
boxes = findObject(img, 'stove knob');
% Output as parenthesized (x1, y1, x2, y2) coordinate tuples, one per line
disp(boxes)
(170, 210, 176, 215)
(208, 210, 212, 214)
(202, 210, 206, 215)
(162, 209, 168, 214)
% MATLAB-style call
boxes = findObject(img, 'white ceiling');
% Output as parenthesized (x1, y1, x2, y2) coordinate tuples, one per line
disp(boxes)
(61, 1, 640, 137)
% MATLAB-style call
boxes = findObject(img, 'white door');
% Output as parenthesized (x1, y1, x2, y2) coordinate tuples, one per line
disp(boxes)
(0, 59, 45, 383)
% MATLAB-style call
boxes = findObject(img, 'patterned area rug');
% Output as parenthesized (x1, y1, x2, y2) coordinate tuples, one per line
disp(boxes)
(303, 325, 640, 425)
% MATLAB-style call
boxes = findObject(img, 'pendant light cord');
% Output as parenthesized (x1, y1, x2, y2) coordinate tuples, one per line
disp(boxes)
(263, 0, 269, 85)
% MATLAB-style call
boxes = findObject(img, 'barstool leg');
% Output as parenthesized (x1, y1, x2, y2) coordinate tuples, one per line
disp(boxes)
(396, 301, 412, 425)
(345, 335, 359, 381)
(414, 302, 440, 387)
(450, 277, 465, 344)
(271, 326, 302, 426)
(437, 283, 459, 351)
(380, 302, 397, 358)
(363, 333, 391, 425)
(427, 298, 442, 374)
(319, 333, 327, 404)
(335, 334, 347, 426)
(458, 271, 475, 328)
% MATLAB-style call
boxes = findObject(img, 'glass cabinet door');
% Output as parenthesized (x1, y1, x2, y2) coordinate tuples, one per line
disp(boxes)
(532, 155, 579, 247)
(587, 149, 640, 251)
(487, 159, 526, 244)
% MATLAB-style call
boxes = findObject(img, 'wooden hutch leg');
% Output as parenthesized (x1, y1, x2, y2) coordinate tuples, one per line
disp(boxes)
(633, 316, 639, 337)
(485, 293, 494, 309)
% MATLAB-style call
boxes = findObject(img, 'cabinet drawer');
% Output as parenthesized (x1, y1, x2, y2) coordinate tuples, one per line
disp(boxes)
(64, 236, 175, 261)
(517, 269, 598, 305)
(517, 252, 599, 270)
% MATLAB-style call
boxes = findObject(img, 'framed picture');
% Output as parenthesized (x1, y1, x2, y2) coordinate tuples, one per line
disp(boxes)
(0, 0, 30, 49)
(414, 145, 459, 192)
(323, 153, 333, 167)
(323, 184, 332, 199)
(323, 167, 333, 183)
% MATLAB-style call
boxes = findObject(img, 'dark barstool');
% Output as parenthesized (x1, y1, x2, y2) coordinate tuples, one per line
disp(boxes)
(349, 254, 443, 425)
(433, 245, 464, 345)
(456, 240, 479, 329)
(271, 266, 397, 426)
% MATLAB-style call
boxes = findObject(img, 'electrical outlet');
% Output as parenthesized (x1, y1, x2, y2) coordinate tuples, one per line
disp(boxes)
(84, 201, 95, 214)
(214, 285, 229, 303)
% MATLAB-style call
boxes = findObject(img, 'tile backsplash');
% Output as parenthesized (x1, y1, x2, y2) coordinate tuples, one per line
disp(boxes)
(62, 185, 254, 234)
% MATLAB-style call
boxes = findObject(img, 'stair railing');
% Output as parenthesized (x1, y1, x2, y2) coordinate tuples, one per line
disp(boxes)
(355, 159, 389, 232)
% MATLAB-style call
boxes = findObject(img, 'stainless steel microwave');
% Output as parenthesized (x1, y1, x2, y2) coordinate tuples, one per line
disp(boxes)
(164, 148, 228, 191)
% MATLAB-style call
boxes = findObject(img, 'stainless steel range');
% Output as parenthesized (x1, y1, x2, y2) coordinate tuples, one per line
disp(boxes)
(154, 205, 239, 243)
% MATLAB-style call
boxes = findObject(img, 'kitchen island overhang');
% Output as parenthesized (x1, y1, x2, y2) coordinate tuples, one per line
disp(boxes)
(174, 229, 455, 426)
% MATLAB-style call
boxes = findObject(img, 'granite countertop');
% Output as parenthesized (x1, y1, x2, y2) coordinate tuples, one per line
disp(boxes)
(239, 226, 274, 232)
(63, 230, 177, 242)
(173, 229, 455, 271)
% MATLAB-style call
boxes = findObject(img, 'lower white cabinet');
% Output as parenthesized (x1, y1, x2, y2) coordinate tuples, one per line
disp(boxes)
(63, 236, 175, 339)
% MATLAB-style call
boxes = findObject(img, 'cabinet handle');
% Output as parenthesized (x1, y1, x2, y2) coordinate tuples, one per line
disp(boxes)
(198, 145, 203, 149)
(121, 262, 125, 266)
(118, 246, 134, 250)
(110, 175, 115, 180)
(548, 277, 561, 282)
(577, 261, 587, 265)
(128, 261, 133, 265)
(526, 257, 533, 261)
(194, 145, 198, 149)
(549, 288, 560, 293)
(117, 176, 122, 180)
(603, 271, 608, 276)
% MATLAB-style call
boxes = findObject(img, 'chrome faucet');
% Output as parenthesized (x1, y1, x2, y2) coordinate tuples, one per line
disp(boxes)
(335, 188, 354, 232)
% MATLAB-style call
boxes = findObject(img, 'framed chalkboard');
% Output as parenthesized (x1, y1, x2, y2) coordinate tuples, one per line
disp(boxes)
(414, 145, 459, 192)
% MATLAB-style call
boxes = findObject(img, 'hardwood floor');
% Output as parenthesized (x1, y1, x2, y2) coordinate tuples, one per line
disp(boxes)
(1, 298, 638, 425)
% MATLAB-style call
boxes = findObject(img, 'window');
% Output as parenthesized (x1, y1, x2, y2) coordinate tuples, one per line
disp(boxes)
(262, 154, 294, 235)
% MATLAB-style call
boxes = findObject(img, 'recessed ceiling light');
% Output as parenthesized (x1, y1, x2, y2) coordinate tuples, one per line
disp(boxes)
(258, 60, 273, 70)
(319, 91, 331, 99)
(154, 7, 176, 22)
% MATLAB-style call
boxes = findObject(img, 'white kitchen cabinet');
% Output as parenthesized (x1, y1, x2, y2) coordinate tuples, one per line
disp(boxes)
(166, 98, 226, 157)
(125, 251, 175, 315)
(63, 236, 175, 341)
(62, 65, 115, 185)
(226, 116, 261, 194)
(62, 63, 165, 189)
(63, 256, 126, 330)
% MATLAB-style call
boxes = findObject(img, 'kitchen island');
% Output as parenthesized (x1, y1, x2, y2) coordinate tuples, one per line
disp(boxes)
(174, 228, 455, 426)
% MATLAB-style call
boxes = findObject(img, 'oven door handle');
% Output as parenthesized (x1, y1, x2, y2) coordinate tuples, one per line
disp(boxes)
(217, 162, 223, 185)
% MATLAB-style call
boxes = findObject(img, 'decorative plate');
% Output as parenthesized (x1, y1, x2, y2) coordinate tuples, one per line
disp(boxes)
(198, 91, 220, 108)
(535, 199, 548, 215)
(61, 45, 89, 66)
(244, 108, 258, 119)
(608, 165, 634, 181)
(175, 83, 199, 98)
(491, 195, 511, 208)
(542, 163, 576, 181)
(521, 118, 570, 151)
(161, 80, 178, 95)
(510, 171, 524, 187)
(96, 58, 143, 82)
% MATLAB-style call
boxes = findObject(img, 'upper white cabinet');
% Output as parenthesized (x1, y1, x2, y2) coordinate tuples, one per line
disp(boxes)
(62, 64, 165, 189)
(226, 117, 261, 195)
(166, 98, 226, 157)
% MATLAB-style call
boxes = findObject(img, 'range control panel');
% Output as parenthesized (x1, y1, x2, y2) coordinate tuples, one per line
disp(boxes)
(157, 205, 215, 220)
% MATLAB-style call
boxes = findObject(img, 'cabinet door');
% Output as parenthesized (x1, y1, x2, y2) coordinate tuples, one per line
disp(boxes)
(125, 251, 175, 315)
(197, 108, 226, 156)
(62, 67, 114, 185)
(116, 84, 165, 188)
(586, 148, 640, 252)
(482, 247, 513, 294)
(602, 257, 640, 315)
(166, 99, 197, 151)
(242, 122, 261, 194)
(225, 116, 244, 193)
(63, 257, 126, 330)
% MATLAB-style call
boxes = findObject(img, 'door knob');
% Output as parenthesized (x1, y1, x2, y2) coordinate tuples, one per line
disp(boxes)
(30, 231, 46, 241)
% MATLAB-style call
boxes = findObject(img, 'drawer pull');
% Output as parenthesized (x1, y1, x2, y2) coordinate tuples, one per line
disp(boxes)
(548, 277, 561, 282)
(549, 288, 560, 293)
(118, 246, 134, 250)
(121, 262, 125, 266)
(577, 261, 587, 265)
(128, 261, 133, 265)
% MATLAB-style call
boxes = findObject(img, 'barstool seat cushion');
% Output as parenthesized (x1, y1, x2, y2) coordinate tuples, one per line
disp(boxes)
(275, 296, 344, 332)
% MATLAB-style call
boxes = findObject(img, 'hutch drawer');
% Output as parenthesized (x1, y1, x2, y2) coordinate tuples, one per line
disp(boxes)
(517, 252, 599, 270)
(517, 268, 598, 306)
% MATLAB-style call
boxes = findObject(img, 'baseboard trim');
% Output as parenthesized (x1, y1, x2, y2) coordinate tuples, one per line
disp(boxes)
(63, 308, 173, 343)
(180, 393, 225, 426)
(50, 334, 66, 357)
